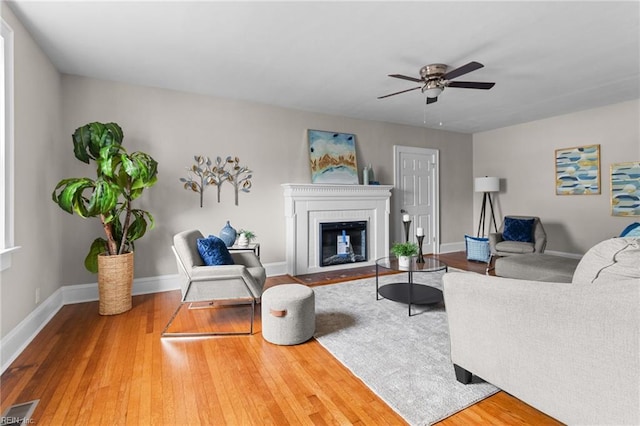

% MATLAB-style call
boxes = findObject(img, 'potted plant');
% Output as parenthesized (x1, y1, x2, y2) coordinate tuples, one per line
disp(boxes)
(237, 229, 256, 248)
(391, 242, 419, 269)
(52, 122, 158, 315)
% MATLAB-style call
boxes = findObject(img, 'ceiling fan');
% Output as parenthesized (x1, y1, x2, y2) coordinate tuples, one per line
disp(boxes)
(378, 61, 495, 104)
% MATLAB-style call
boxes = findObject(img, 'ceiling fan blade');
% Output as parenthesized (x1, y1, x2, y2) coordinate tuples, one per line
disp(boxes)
(389, 74, 423, 83)
(378, 86, 422, 99)
(447, 81, 495, 90)
(426, 96, 438, 105)
(442, 61, 484, 81)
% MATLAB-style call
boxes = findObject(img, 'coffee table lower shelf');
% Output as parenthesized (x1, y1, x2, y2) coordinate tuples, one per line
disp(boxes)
(378, 283, 443, 316)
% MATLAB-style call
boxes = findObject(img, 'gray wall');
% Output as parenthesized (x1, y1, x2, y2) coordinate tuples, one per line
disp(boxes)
(60, 75, 474, 285)
(1, 1, 474, 339)
(473, 100, 640, 254)
(0, 6, 64, 336)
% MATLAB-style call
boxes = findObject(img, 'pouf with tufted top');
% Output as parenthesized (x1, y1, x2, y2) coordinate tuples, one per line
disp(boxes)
(261, 284, 315, 345)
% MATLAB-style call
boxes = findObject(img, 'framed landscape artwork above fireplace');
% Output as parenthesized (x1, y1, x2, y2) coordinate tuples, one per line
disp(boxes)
(308, 129, 359, 184)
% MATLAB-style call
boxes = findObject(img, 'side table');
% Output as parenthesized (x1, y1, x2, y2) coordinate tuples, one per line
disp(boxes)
(228, 243, 261, 258)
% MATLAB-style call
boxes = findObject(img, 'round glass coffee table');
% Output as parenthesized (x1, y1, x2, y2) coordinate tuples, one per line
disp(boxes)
(376, 256, 448, 316)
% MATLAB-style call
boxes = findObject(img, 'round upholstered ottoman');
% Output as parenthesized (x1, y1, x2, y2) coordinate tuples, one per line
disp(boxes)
(261, 284, 315, 345)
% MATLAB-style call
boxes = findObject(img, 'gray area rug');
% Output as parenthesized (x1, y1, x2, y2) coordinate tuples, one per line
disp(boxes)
(313, 270, 498, 425)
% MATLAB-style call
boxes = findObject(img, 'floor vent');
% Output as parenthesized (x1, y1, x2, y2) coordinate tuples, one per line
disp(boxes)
(1, 399, 39, 425)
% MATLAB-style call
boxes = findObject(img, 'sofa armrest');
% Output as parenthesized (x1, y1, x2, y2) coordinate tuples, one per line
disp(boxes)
(488, 232, 502, 254)
(442, 272, 639, 425)
(230, 251, 263, 268)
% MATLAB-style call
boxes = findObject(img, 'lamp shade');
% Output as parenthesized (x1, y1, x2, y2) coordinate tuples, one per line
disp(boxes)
(474, 176, 500, 193)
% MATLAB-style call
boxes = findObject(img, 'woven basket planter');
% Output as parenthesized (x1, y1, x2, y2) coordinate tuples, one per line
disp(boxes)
(97, 251, 134, 315)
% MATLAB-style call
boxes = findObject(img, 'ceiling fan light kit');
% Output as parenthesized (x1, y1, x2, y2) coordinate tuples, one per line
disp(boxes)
(379, 61, 495, 104)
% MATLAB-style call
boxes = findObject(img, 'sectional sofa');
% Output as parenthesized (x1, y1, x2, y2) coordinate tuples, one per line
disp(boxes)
(443, 238, 640, 425)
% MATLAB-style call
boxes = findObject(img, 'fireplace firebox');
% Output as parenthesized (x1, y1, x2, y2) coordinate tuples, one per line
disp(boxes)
(320, 221, 367, 267)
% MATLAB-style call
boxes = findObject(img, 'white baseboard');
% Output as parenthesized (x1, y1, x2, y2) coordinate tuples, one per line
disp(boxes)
(0, 261, 286, 374)
(544, 250, 583, 259)
(438, 241, 583, 260)
(0, 286, 65, 374)
(440, 241, 465, 253)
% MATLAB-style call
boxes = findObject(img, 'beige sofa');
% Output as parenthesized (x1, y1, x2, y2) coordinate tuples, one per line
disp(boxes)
(443, 238, 640, 425)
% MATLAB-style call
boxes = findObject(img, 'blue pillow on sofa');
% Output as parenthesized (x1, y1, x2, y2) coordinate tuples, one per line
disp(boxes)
(197, 235, 235, 266)
(502, 217, 535, 243)
(620, 222, 640, 237)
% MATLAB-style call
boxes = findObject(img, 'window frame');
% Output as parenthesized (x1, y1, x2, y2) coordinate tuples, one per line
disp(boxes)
(1, 17, 19, 271)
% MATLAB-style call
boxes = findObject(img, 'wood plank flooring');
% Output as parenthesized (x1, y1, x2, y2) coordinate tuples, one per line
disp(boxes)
(1, 252, 561, 425)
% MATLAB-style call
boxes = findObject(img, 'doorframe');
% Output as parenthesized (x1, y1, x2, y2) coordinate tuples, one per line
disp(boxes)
(393, 145, 440, 254)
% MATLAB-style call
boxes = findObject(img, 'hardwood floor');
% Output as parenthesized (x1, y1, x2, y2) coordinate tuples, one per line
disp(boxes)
(0, 252, 561, 425)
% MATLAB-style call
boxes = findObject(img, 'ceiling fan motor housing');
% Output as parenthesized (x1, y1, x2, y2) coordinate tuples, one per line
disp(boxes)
(419, 64, 447, 80)
(420, 64, 447, 94)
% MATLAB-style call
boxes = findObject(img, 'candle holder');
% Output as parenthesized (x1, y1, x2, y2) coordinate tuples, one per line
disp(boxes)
(416, 235, 425, 263)
(403, 220, 412, 243)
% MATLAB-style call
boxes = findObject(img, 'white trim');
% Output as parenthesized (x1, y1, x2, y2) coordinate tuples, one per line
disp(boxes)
(0, 244, 20, 271)
(1, 18, 15, 271)
(544, 249, 583, 260)
(440, 241, 465, 253)
(0, 261, 285, 373)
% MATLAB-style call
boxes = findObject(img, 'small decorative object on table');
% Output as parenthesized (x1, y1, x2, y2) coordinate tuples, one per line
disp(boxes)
(391, 241, 419, 269)
(416, 227, 425, 263)
(219, 221, 237, 247)
(402, 213, 412, 243)
(237, 229, 256, 248)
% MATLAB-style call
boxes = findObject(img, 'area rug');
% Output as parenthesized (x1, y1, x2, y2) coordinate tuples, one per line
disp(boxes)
(313, 270, 498, 425)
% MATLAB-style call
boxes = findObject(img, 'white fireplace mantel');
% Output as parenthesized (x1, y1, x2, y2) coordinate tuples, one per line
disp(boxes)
(282, 183, 393, 275)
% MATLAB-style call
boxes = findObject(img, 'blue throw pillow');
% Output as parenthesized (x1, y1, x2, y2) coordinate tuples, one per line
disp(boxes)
(465, 235, 491, 262)
(620, 222, 640, 237)
(197, 235, 235, 266)
(502, 217, 535, 243)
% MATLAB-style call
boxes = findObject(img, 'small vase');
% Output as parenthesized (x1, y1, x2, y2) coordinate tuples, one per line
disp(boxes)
(219, 221, 237, 247)
(237, 233, 249, 248)
(398, 255, 412, 269)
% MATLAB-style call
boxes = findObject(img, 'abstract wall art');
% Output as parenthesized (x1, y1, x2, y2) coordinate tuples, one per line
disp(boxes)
(611, 161, 640, 217)
(555, 144, 600, 195)
(308, 130, 358, 184)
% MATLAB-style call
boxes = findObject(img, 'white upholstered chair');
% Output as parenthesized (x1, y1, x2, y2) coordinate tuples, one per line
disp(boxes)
(162, 229, 266, 337)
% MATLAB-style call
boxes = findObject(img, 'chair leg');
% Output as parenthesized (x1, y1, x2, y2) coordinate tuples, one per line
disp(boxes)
(161, 299, 256, 338)
(486, 254, 496, 275)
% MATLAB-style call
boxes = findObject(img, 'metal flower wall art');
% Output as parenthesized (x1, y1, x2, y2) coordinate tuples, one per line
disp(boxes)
(180, 155, 252, 207)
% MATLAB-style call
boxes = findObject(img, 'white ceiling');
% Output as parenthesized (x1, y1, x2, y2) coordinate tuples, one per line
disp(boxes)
(7, 1, 640, 134)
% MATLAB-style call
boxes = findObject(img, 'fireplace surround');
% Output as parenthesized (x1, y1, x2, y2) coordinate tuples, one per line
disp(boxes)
(282, 183, 393, 275)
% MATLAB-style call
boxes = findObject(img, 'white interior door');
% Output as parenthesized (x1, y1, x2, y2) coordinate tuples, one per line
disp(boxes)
(393, 146, 439, 254)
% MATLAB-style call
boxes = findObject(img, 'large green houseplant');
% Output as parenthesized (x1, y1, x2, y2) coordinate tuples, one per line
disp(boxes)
(52, 122, 158, 314)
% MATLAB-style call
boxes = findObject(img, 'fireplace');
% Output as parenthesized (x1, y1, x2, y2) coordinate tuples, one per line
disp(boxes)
(282, 183, 393, 275)
(319, 221, 368, 267)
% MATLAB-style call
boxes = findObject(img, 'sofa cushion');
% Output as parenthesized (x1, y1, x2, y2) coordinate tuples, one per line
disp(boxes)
(495, 253, 580, 282)
(197, 235, 235, 266)
(495, 240, 535, 254)
(572, 238, 640, 284)
(502, 217, 535, 243)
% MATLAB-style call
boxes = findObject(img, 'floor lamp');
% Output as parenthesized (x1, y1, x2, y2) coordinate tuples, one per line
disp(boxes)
(475, 176, 500, 237)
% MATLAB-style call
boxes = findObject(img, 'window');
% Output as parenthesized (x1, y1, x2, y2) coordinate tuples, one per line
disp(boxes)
(1, 17, 18, 271)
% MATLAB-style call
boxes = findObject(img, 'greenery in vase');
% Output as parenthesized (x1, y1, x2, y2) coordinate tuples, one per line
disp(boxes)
(52, 122, 159, 273)
(239, 229, 256, 242)
(390, 242, 419, 257)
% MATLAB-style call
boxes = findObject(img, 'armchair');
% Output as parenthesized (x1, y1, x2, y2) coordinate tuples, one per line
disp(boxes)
(489, 215, 546, 256)
(162, 229, 266, 337)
